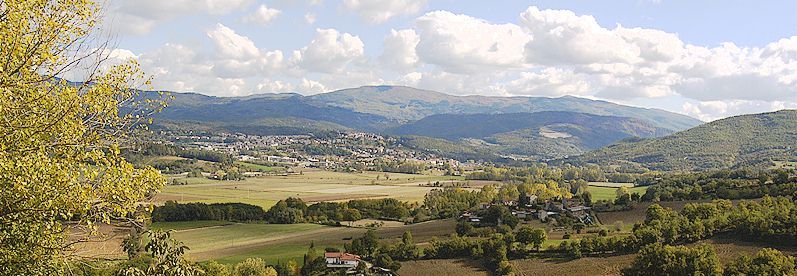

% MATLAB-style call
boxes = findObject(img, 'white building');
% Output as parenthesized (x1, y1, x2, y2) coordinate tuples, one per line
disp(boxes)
(325, 252, 361, 268)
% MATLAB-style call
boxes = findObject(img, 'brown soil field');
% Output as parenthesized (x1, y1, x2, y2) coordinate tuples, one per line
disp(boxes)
(510, 236, 797, 276)
(511, 255, 635, 276)
(398, 259, 489, 276)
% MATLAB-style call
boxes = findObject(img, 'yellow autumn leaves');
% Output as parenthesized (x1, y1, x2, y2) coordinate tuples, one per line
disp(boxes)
(1, 0, 166, 274)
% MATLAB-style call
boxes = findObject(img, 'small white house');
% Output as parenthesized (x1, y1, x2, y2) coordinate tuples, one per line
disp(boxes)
(325, 252, 361, 268)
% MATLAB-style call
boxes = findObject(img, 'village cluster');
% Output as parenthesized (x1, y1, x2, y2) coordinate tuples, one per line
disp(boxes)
(160, 130, 476, 173)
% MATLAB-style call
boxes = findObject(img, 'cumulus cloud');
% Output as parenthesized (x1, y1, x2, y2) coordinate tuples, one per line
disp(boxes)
(206, 24, 284, 78)
(255, 79, 295, 93)
(97, 3, 797, 120)
(242, 4, 282, 27)
(415, 11, 529, 73)
(291, 28, 365, 73)
(683, 100, 797, 122)
(300, 78, 327, 93)
(342, 0, 428, 23)
(380, 29, 420, 72)
(500, 68, 592, 97)
(207, 24, 260, 59)
(520, 6, 640, 65)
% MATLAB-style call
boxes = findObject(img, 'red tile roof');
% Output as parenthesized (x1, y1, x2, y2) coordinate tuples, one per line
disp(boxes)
(324, 252, 361, 261)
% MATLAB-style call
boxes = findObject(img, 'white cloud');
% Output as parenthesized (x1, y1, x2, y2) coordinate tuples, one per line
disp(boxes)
(304, 12, 317, 24)
(520, 6, 640, 65)
(207, 23, 260, 59)
(206, 24, 284, 78)
(500, 68, 592, 97)
(243, 4, 282, 27)
(109, 0, 254, 34)
(300, 78, 327, 93)
(415, 11, 530, 73)
(380, 29, 420, 72)
(97, 3, 797, 120)
(342, 0, 428, 23)
(683, 100, 797, 121)
(291, 28, 365, 73)
(255, 79, 295, 93)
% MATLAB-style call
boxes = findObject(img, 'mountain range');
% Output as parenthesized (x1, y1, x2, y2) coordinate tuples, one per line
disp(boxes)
(151, 85, 699, 132)
(146, 85, 797, 170)
(149, 85, 701, 160)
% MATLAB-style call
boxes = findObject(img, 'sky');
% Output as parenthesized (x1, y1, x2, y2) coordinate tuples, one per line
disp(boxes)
(91, 0, 797, 121)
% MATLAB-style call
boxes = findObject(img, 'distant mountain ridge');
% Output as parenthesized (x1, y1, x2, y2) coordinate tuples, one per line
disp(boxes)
(388, 111, 673, 160)
(308, 86, 701, 131)
(152, 85, 700, 132)
(145, 85, 703, 160)
(567, 110, 797, 171)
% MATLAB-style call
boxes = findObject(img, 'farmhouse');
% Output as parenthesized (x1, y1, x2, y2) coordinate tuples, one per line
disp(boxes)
(325, 252, 361, 268)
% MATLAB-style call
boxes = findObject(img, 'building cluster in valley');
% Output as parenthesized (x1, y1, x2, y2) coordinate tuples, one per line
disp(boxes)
(324, 252, 394, 275)
(160, 130, 477, 173)
(460, 195, 594, 225)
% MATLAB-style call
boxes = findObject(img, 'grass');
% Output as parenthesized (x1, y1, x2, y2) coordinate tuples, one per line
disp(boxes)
(587, 182, 634, 188)
(151, 220, 231, 231)
(165, 219, 458, 265)
(234, 161, 285, 172)
(154, 170, 465, 209)
(169, 223, 328, 258)
(588, 185, 648, 202)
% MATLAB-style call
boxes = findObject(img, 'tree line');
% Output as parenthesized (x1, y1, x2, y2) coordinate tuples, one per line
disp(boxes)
(641, 168, 797, 201)
(554, 195, 797, 260)
(152, 201, 267, 222)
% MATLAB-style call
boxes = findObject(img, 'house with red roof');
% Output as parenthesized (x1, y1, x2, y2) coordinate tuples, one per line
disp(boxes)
(324, 252, 361, 268)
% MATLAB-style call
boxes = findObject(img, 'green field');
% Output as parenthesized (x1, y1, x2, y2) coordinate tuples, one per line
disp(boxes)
(588, 185, 648, 201)
(151, 220, 232, 231)
(161, 222, 330, 263)
(234, 161, 286, 172)
(156, 170, 467, 209)
(148, 219, 459, 265)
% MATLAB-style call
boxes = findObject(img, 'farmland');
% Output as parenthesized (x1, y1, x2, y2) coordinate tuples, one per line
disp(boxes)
(152, 219, 459, 265)
(153, 169, 477, 209)
(587, 184, 648, 201)
(398, 237, 797, 276)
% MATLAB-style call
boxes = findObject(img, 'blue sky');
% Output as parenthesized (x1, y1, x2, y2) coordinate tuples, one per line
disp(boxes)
(99, 0, 797, 121)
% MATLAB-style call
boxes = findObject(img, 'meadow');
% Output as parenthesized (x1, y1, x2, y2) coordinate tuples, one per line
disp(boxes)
(152, 219, 459, 265)
(587, 184, 648, 202)
(154, 169, 475, 209)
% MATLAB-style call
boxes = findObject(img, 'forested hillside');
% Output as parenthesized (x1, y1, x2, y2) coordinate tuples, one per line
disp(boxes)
(569, 110, 797, 171)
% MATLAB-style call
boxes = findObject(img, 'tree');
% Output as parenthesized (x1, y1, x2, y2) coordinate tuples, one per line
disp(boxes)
(374, 254, 401, 271)
(456, 220, 475, 236)
(1, 0, 167, 273)
(346, 230, 380, 259)
(482, 205, 519, 229)
(517, 226, 547, 252)
(724, 248, 796, 275)
(623, 243, 722, 276)
(616, 186, 630, 199)
(341, 208, 362, 225)
(201, 261, 231, 276)
(232, 258, 277, 276)
(120, 230, 200, 276)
